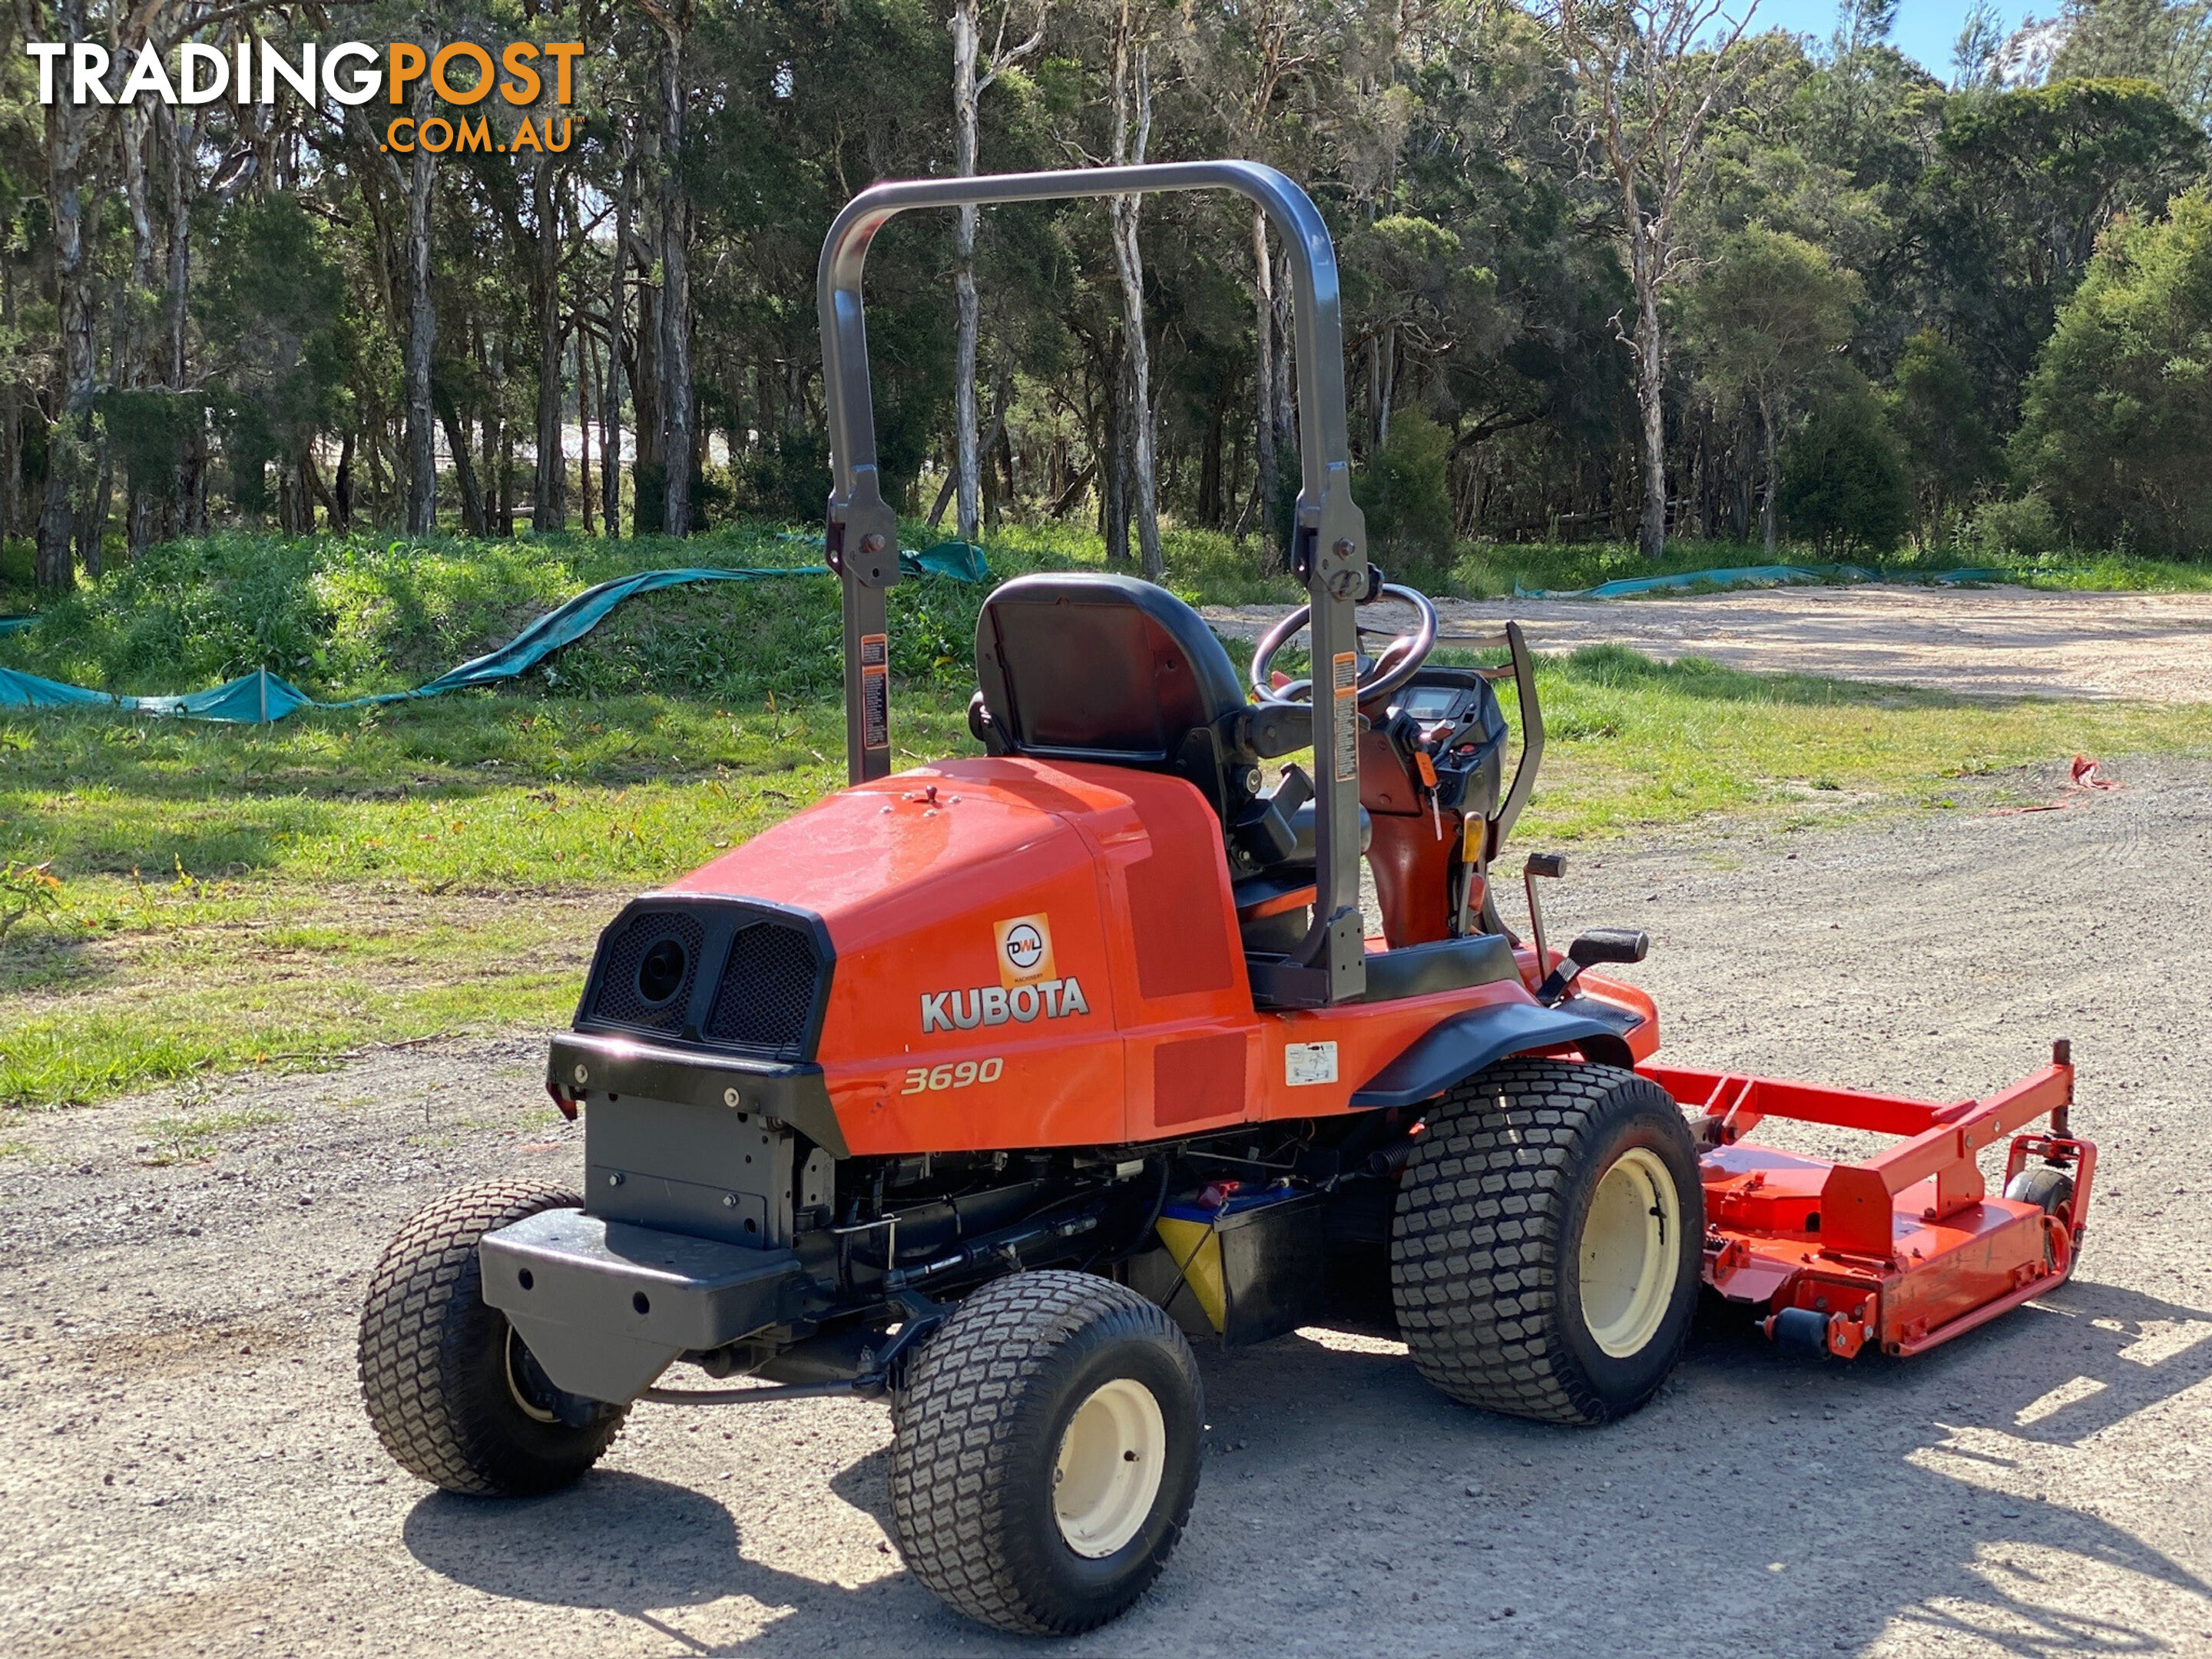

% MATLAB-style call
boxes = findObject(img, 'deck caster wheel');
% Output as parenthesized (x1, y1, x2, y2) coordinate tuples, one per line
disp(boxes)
(887, 1270, 1201, 1635)
(358, 1181, 628, 1496)
(2005, 1164, 2076, 1217)
(1391, 1058, 1703, 1426)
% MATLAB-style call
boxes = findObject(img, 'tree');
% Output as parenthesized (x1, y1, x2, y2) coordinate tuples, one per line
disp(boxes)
(1555, 0, 1759, 559)
(949, 0, 1045, 549)
(1885, 329, 1994, 535)
(639, 0, 697, 538)
(1684, 226, 1857, 552)
(1780, 380, 1911, 555)
(33, 0, 94, 588)
(1353, 409, 1453, 557)
(1916, 77, 2204, 418)
(2015, 186, 2212, 555)
(1105, 0, 1161, 580)
(2051, 0, 2212, 126)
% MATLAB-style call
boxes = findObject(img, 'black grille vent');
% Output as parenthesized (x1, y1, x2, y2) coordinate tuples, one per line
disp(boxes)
(704, 922, 821, 1053)
(591, 910, 707, 1032)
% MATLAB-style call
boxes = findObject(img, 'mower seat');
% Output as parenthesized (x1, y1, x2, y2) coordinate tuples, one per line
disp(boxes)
(974, 573, 1250, 767)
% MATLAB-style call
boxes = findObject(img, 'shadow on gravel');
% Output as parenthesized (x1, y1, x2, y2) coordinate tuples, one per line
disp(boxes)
(400, 1469, 837, 1620)
(389, 1280, 2212, 1658)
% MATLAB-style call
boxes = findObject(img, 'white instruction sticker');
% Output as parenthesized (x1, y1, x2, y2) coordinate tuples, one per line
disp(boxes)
(1284, 1041, 1339, 1087)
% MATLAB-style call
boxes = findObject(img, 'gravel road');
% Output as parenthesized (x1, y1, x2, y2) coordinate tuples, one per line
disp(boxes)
(4, 757, 2210, 1659)
(1204, 584, 2212, 702)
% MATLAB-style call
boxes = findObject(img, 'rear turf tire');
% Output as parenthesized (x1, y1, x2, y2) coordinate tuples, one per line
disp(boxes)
(888, 1270, 1202, 1635)
(358, 1180, 627, 1496)
(1390, 1058, 1701, 1426)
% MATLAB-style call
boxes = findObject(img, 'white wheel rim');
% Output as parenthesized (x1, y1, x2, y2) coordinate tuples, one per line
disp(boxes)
(504, 1326, 560, 1424)
(1052, 1377, 1167, 1558)
(1578, 1147, 1681, 1359)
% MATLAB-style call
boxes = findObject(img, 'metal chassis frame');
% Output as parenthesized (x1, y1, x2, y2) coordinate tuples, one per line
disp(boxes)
(816, 161, 1371, 1002)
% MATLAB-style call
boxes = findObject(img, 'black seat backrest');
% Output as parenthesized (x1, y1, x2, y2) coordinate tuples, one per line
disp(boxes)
(975, 574, 1249, 767)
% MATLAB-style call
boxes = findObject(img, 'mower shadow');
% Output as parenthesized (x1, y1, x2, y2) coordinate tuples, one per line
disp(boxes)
(399, 1469, 833, 1619)
(397, 1278, 2212, 1658)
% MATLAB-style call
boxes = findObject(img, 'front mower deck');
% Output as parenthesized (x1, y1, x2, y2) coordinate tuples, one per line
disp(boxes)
(1653, 1043, 2094, 1359)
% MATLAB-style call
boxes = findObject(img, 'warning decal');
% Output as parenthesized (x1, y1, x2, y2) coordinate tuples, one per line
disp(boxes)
(1285, 1041, 1339, 1087)
(860, 632, 889, 750)
(1331, 651, 1359, 783)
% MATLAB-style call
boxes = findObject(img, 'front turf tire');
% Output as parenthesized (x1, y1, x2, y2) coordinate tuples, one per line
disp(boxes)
(888, 1270, 1202, 1636)
(358, 1180, 627, 1496)
(1390, 1058, 1702, 1426)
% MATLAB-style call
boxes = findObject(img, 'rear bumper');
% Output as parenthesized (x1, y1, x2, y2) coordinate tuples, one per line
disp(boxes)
(480, 1207, 813, 1403)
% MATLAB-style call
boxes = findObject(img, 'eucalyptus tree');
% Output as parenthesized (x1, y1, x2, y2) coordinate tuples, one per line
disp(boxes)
(1553, 0, 1760, 558)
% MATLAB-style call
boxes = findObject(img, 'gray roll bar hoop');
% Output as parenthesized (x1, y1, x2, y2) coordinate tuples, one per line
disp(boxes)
(816, 161, 1369, 1004)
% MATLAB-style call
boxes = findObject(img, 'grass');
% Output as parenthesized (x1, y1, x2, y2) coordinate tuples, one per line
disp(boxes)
(1, 519, 2207, 1116)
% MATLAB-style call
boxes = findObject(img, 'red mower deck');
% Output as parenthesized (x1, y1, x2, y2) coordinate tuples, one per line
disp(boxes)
(1652, 1041, 2094, 1359)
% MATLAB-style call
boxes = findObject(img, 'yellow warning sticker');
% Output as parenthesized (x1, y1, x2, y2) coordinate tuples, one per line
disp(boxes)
(1331, 651, 1359, 783)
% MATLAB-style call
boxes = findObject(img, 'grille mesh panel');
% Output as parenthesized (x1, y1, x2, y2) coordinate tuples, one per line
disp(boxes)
(591, 911, 706, 1031)
(704, 922, 821, 1053)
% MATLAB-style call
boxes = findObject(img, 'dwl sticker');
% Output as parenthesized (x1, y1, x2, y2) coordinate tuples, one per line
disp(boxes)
(994, 913, 1055, 987)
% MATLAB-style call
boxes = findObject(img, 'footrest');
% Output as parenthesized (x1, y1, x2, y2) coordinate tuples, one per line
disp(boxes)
(480, 1208, 812, 1403)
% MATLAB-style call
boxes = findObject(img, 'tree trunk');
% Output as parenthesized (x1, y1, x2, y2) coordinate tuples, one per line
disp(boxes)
(1631, 238, 1667, 561)
(402, 108, 439, 535)
(2, 254, 18, 540)
(656, 19, 694, 538)
(1109, 20, 1162, 582)
(531, 156, 565, 531)
(334, 431, 355, 530)
(577, 324, 594, 535)
(37, 0, 94, 590)
(1250, 205, 1277, 569)
(158, 105, 197, 534)
(120, 105, 159, 561)
(1758, 392, 1779, 558)
(950, 0, 983, 547)
(1102, 376, 1129, 566)
(604, 127, 631, 538)
(438, 400, 488, 536)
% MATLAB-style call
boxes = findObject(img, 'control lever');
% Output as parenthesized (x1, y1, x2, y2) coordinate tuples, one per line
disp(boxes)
(1536, 927, 1651, 1005)
(1522, 853, 1565, 979)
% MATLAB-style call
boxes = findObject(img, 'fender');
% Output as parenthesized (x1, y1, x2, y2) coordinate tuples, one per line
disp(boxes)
(1349, 999, 1634, 1109)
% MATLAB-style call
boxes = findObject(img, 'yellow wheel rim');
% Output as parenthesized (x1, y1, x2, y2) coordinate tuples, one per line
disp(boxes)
(1051, 1377, 1166, 1558)
(1578, 1147, 1681, 1359)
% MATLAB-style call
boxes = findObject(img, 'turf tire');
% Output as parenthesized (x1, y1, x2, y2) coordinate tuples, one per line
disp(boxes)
(358, 1180, 627, 1496)
(887, 1270, 1201, 1635)
(1390, 1058, 1701, 1426)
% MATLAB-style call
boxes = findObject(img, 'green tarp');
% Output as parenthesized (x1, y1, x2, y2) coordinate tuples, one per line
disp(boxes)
(0, 541, 987, 724)
(1514, 562, 2005, 599)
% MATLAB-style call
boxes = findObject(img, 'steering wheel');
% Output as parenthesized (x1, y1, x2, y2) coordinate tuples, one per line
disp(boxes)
(1249, 581, 1440, 707)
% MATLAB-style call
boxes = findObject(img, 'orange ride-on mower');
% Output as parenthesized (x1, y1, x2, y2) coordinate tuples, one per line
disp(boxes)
(357, 163, 2096, 1637)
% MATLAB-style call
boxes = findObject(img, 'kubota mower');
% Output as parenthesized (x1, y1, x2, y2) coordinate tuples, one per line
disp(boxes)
(358, 163, 2095, 1637)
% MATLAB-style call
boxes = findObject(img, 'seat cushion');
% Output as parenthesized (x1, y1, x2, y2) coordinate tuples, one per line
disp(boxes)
(1356, 935, 1519, 1002)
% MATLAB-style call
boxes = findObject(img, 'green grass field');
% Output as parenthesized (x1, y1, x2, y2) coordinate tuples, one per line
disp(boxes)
(2, 520, 2207, 1118)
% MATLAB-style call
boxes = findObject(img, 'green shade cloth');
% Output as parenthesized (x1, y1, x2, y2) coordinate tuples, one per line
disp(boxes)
(0, 540, 987, 724)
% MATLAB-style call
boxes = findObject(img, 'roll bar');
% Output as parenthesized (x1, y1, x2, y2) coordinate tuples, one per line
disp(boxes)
(816, 161, 1370, 1004)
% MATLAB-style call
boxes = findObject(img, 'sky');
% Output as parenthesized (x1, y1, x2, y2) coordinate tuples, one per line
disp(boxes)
(1747, 1, 2040, 81)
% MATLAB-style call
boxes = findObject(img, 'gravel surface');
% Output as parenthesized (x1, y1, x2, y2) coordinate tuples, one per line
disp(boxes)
(1204, 584, 2212, 701)
(4, 757, 2210, 1658)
